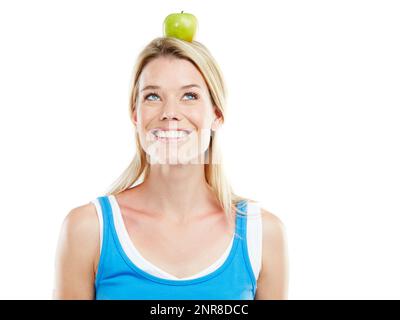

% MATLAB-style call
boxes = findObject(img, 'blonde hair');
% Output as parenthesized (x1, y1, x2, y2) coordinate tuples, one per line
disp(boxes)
(105, 36, 254, 231)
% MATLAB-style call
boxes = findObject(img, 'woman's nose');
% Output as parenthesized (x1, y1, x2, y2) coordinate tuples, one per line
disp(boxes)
(160, 101, 181, 120)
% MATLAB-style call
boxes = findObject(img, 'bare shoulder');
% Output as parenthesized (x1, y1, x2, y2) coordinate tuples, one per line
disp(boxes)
(53, 201, 100, 299)
(60, 201, 100, 269)
(63, 202, 99, 237)
(259, 207, 287, 241)
(254, 204, 289, 300)
(60, 203, 100, 255)
(247, 200, 287, 235)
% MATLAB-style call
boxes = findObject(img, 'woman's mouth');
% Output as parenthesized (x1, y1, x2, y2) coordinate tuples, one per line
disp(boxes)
(151, 129, 192, 142)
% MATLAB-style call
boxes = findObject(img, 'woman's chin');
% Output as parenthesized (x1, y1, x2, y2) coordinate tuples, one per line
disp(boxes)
(146, 152, 201, 165)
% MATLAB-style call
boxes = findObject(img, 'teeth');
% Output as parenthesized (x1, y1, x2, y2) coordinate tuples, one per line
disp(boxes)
(154, 130, 189, 138)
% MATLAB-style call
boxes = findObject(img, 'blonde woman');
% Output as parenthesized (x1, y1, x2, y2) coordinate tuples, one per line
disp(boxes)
(53, 37, 289, 300)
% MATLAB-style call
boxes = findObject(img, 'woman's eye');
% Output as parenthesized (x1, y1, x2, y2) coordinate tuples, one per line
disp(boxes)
(144, 92, 160, 101)
(183, 92, 199, 100)
(144, 92, 199, 101)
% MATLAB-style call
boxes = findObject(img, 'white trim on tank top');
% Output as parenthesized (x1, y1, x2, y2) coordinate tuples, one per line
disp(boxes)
(90, 196, 262, 281)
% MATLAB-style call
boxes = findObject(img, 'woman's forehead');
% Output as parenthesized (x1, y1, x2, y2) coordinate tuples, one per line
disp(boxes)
(139, 57, 207, 90)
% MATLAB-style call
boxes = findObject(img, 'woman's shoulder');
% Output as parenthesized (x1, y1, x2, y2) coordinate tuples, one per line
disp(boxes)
(53, 201, 101, 298)
(255, 203, 289, 299)
(59, 201, 100, 266)
(241, 198, 281, 218)
(63, 201, 100, 234)
(241, 197, 286, 240)
(247, 199, 285, 228)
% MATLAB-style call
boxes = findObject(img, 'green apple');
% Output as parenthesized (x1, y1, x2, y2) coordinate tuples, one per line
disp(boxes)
(163, 11, 198, 42)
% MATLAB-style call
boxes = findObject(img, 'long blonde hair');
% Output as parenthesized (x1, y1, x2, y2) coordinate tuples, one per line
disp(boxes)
(105, 36, 253, 227)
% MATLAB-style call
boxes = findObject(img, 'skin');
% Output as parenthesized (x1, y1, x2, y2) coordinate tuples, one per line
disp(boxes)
(53, 57, 289, 299)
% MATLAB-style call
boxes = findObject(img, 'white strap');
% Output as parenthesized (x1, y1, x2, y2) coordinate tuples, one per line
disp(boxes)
(91, 198, 103, 256)
(246, 201, 263, 281)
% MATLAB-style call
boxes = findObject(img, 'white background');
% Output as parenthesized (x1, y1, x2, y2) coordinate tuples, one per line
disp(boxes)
(0, 0, 399, 299)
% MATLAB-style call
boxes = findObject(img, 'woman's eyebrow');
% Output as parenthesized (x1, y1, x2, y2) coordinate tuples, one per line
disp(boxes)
(140, 84, 201, 92)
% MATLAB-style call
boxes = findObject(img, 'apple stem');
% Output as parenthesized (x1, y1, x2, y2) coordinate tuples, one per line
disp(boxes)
(181, 10, 183, 14)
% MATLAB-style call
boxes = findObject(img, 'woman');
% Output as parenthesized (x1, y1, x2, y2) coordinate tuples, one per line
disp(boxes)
(53, 37, 289, 300)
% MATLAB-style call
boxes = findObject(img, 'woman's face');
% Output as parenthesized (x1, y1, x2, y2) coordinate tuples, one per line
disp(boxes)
(133, 56, 221, 164)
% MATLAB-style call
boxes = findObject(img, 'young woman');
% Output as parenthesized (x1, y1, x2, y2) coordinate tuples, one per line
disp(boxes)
(53, 37, 289, 300)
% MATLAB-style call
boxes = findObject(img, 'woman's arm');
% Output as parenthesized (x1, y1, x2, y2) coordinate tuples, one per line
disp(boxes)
(254, 208, 289, 300)
(53, 203, 99, 299)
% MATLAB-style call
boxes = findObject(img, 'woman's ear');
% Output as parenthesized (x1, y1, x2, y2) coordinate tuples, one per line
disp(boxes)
(211, 116, 223, 132)
(131, 107, 137, 127)
(211, 106, 223, 131)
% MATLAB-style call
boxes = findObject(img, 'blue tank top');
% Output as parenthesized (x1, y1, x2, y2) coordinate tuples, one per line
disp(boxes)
(94, 196, 257, 300)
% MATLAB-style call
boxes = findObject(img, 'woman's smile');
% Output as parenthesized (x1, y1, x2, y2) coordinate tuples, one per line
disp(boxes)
(151, 128, 194, 143)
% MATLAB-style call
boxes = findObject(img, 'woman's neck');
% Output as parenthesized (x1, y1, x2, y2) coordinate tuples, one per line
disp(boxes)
(137, 163, 219, 223)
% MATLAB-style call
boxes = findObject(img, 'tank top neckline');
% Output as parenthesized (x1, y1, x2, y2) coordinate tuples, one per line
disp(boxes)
(109, 194, 234, 280)
(104, 195, 248, 285)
